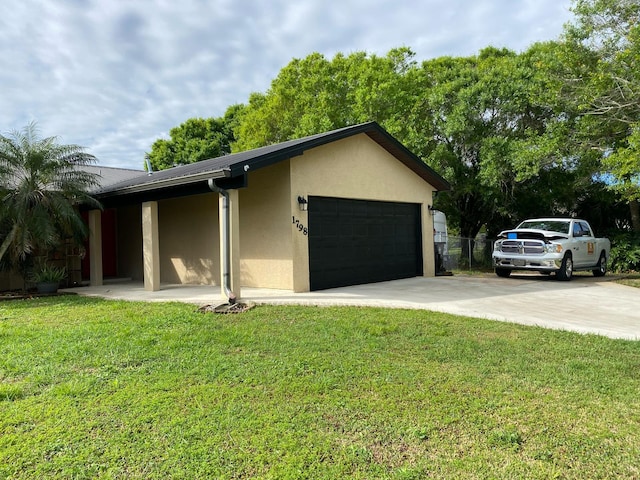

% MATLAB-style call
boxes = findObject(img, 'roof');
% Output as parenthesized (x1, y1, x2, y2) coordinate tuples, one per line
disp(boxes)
(83, 165, 146, 189)
(0, 164, 144, 191)
(95, 122, 450, 203)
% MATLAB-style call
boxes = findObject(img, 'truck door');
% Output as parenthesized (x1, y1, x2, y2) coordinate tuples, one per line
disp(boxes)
(572, 221, 594, 268)
(578, 221, 597, 267)
(572, 222, 586, 267)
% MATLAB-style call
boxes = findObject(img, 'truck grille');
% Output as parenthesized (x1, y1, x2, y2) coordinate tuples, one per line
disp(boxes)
(500, 240, 545, 255)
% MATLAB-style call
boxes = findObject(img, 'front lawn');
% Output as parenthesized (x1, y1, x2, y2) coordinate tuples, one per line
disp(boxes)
(1, 297, 639, 479)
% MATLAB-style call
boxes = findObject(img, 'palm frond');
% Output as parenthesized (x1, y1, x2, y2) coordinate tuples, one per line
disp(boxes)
(0, 122, 102, 270)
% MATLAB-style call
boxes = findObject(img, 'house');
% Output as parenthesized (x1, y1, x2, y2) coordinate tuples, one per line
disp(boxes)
(6, 122, 450, 297)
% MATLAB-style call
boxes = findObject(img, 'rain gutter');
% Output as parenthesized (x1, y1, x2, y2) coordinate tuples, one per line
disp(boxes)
(208, 178, 237, 305)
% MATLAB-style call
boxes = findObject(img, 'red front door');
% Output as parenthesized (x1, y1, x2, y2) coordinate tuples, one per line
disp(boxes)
(81, 209, 118, 280)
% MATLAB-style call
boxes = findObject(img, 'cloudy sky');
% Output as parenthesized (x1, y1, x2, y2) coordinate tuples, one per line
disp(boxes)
(1, 0, 574, 170)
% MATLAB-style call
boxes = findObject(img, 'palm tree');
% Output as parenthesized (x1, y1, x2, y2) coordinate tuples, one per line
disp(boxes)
(0, 122, 101, 275)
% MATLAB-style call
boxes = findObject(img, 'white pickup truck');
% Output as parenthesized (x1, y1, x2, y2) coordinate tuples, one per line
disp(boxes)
(492, 218, 611, 281)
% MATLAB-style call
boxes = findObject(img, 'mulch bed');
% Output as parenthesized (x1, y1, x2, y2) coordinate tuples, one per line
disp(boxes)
(0, 291, 77, 302)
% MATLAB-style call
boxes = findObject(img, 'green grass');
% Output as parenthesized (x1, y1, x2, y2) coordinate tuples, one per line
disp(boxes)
(1, 297, 640, 479)
(618, 273, 640, 288)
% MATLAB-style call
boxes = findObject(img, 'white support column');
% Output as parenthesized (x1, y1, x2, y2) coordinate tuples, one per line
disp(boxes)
(219, 189, 241, 299)
(229, 189, 241, 298)
(88, 209, 103, 286)
(142, 201, 160, 292)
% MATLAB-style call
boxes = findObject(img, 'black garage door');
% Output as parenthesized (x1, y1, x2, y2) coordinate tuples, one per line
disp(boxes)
(308, 196, 423, 291)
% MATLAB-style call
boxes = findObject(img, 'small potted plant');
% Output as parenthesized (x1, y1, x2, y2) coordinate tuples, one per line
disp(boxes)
(31, 264, 67, 294)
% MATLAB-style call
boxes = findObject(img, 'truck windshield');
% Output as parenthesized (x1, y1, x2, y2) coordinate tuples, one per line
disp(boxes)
(517, 220, 570, 234)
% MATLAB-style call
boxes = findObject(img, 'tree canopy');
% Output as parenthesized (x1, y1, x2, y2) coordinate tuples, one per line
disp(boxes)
(562, 0, 640, 229)
(230, 45, 609, 239)
(232, 48, 417, 151)
(145, 111, 239, 171)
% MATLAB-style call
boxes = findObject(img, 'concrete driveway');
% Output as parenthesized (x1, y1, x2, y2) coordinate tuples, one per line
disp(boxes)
(64, 274, 640, 340)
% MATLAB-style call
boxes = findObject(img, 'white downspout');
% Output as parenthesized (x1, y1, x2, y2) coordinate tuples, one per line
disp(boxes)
(208, 178, 237, 305)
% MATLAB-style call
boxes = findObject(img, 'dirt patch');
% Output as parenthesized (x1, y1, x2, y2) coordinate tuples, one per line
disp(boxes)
(198, 302, 255, 314)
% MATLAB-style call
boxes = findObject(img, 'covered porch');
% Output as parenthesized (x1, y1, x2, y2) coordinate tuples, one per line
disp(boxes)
(86, 188, 241, 301)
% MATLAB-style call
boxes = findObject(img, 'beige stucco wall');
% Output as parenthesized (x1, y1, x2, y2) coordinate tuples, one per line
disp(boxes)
(289, 133, 436, 292)
(239, 160, 293, 289)
(157, 193, 220, 285)
(111, 195, 221, 286)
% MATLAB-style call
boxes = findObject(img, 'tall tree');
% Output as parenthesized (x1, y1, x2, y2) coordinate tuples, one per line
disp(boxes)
(403, 47, 580, 241)
(0, 122, 100, 272)
(146, 108, 240, 171)
(563, 0, 640, 230)
(233, 46, 604, 241)
(232, 48, 416, 151)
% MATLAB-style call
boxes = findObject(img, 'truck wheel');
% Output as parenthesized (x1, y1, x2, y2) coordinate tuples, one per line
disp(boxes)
(557, 253, 573, 281)
(495, 268, 511, 278)
(592, 252, 607, 277)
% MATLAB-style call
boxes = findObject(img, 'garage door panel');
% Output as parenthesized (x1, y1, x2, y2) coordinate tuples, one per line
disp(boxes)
(308, 196, 422, 291)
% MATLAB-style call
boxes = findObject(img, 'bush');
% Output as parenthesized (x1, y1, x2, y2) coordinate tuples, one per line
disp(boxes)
(608, 232, 640, 273)
(30, 264, 67, 284)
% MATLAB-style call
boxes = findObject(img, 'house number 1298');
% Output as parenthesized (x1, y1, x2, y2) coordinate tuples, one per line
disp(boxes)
(292, 216, 308, 236)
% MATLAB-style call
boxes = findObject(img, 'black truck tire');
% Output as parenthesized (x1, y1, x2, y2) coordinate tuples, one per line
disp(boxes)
(557, 253, 573, 281)
(592, 252, 607, 277)
(495, 268, 511, 278)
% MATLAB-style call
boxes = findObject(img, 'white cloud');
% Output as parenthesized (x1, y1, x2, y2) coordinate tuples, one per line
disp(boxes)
(0, 0, 573, 169)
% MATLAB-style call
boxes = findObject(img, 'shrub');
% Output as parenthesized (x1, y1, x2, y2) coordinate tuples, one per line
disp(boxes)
(31, 264, 67, 284)
(608, 232, 640, 273)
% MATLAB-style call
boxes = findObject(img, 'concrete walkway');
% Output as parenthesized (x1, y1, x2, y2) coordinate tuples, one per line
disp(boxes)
(63, 274, 640, 340)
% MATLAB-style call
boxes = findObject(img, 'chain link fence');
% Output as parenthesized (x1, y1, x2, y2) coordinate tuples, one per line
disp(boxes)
(437, 235, 495, 272)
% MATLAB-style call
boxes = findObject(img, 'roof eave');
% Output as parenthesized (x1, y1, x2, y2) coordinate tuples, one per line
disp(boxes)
(96, 168, 231, 198)
(228, 122, 451, 191)
(93, 122, 451, 199)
